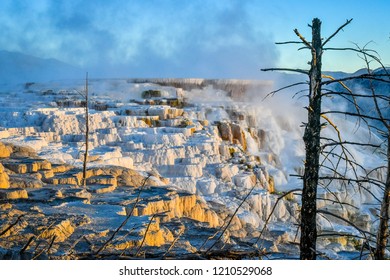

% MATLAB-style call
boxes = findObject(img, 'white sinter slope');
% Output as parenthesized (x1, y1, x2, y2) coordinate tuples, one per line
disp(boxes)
(0, 78, 386, 259)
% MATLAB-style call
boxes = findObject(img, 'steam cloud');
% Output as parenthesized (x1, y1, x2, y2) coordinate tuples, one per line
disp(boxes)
(0, 0, 279, 79)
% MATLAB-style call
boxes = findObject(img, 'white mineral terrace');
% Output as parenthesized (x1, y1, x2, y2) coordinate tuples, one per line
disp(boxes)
(0, 78, 385, 259)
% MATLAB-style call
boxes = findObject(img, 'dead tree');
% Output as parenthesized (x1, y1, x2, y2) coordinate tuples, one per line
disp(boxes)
(374, 102, 390, 259)
(82, 72, 89, 187)
(299, 18, 323, 260)
(359, 58, 390, 259)
(263, 18, 347, 260)
(361, 54, 390, 260)
(321, 46, 390, 258)
(377, 127, 390, 259)
(263, 18, 353, 259)
(263, 18, 390, 259)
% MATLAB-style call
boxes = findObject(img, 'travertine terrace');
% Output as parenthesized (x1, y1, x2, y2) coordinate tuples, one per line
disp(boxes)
(0, 79, 375, 259)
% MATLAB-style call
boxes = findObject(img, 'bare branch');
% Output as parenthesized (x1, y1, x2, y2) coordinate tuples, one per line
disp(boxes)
(0, 215, 24, 237)
(205, 181, 260, 254)
(321, 74, 390, 86)
(253, 188, 302, 247)
(20, 236, 35, 255)
(293, 29, 313, 50)
(261, 67, 309, 75)
(292, 88, 310, 97)
(263, 82, 309, 99)
(135, 214, 157, 257)
(361, 53, 390, 130)
(163, 229, 184, 258)
(298, 46, 311, 51)
(323, 46, 386, 69)
(318, 233, 375, 243)
(318, 180, 352, 209)
(198, 219, 228, 252)
(95, 174, 152, 255)
(320, 114, 364, 178)
(317, 197, 359, 210)
(321, 140, 380, 149)
(317, 209, 375, 238)
(275, 41, 304, 45)
(322, 18, 353, 47)
(322, 110, 390, 122)
(319, 176, 384, 191)
(321, 90, 390, 101)
(321, 73, 362, 117)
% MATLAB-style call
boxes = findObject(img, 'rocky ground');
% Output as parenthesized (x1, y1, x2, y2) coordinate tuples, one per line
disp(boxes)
(0, 79, 370, 259)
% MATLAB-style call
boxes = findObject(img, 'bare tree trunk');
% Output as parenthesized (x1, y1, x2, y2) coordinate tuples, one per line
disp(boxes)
(375, 134, 390, 259)
(300, 18, 322, 260)
(82, 72, 89, 187)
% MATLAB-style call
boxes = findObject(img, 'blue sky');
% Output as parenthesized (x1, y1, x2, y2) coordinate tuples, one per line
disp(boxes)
(0, 0, 389, 79)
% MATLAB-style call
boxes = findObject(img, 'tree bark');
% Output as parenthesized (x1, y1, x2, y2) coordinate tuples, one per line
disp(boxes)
(300, 18, 322, 260)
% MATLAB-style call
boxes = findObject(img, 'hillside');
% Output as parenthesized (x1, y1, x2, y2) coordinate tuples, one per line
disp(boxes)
(0, 50, 83, 85)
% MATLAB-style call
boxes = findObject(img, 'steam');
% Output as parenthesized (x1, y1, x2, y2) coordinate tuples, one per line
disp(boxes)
(249, 73, 387, 203)
(0, 0, 279, 80)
